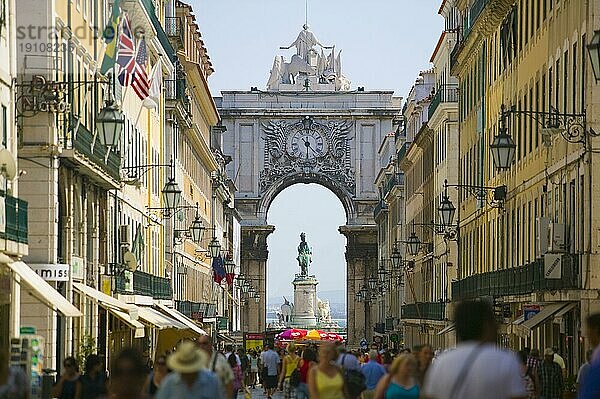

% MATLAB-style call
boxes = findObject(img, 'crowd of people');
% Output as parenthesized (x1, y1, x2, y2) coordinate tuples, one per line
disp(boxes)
(2, 299, 600, 398)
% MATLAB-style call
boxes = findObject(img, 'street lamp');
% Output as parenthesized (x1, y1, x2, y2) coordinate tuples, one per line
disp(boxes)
(367, 276, 378, 291)
(587, 30, 600, 82)
(438, 180, 456, 228)
(406, 231, 421, 256)
(224, 256, 235, 275)
(390, 245, 403, 269)
(208, 237, 221, 258)
(189, 216, 205, 244)
(97, 99, 124, 147)
(162, 178, 182, 211)
(490, 105, 516, 170)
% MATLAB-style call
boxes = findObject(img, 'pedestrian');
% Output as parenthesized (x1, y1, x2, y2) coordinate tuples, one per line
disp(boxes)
(579, 313, 600, 398)
(260, 344, 269, 395)
(421, 300, 527, 399)
(0, 349, 29, 399)
(336, 346, 361, 371)
(262, 343, 281, 399)
(517, 351, 537, 399)
(142, 355, 169, 397)
(228, 353, 244, 399)
(552, 346, 567, 378)
(79, 354, 108, 399)
(107, 348, 149, 399)
(538, 348, 563, 399)
(361, 349, 387, 399)
(248, 351, 258, 388)
(576, 349, 593, 396)
(307, 342, 345, 399)
(279, 342, 300, 399)
(155, 340, 223, 399)
(296, 347, 317, 399)
(527, 349, 541, 375)
(414, 344, 433, 386)
(373, 353, 419, 399)
(382, 351, 393, 373)
(238, 348, 250, 386)
(224, 345, 241, 366)
(51, 356, 81, 399)
(196, 335, 234, 398)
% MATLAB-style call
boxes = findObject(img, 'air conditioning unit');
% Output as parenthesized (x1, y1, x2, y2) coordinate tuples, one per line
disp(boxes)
(547, 222, 567, 253)
(536, 218, 550, 257)
(119, 225, 131, 246)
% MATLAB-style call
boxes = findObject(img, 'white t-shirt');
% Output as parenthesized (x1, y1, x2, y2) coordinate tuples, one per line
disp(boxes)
(423, 342, 526, 399)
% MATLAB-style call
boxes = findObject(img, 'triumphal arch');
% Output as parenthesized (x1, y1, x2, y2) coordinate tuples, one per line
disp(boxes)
(218, 26, 401, 346)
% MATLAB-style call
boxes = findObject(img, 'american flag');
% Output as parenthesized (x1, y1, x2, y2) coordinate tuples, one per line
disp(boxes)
(116, 16, 135, 86)
(132, 38, 150, 100)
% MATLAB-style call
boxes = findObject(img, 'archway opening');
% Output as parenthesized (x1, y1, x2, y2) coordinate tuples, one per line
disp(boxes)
(266, 183, 347, 329)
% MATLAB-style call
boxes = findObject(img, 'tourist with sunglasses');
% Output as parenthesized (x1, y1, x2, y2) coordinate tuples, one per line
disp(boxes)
(52, 357, 82, 399)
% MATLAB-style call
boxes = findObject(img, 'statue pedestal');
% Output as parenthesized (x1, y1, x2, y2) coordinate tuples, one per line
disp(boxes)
(291, 275, 318, 329)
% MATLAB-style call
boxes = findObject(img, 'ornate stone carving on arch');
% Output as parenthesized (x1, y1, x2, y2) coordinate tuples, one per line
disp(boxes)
(256, 171, 357, 225)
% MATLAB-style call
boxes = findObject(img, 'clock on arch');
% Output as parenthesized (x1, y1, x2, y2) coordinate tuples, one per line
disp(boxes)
(287, 116, 328, 160)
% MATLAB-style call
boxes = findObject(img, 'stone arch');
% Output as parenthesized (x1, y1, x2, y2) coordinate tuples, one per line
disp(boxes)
(257, 172, 357, 224)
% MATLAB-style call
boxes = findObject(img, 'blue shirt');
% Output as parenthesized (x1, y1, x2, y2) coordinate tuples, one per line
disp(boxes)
(262, 349, 280, 376)
(361, 360, 386, 390)
(385, 381, 419, 399)
(336, 353, 361, 371)
(580, 359, 600, 399)
(155, 370, 223, 399)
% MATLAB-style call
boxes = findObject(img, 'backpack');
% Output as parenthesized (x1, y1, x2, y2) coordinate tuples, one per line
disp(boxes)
(341, 355, 366, 397)
(240, 354, 250, 372)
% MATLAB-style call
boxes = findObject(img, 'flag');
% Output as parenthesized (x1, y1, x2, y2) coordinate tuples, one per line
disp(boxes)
(132, 38, 150, 100)
(142, 58, 163, 109)
(116, 16, 135, 86)
(212, 255, 226, 284)
(100, 0, 121, 75)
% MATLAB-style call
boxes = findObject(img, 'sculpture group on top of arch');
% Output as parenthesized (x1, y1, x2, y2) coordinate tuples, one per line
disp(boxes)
(267, 24, 351, 91)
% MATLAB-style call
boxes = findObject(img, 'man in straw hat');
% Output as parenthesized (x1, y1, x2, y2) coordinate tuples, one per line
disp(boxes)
(156, 341, 223, 399)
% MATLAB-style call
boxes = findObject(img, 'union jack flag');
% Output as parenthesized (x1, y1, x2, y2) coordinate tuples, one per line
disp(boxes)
(131, 38, 150, 100)
(116, 16, 135, 86)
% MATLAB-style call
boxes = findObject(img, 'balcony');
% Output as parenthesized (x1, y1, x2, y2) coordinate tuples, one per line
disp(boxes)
(382, 173, 404, 200)
(69, 119, 121, 184)
(176, 300, 217, 319)
(452, 255, 580, 301)
(115, 270, 173, 299)
(401, 302, 446, 321)
(374, 323, 386, 334)
(428, 85, 459, 119)
(373, 199, 388, 219)
(164, 17, 184, 49)
(2, 195, 28, 245)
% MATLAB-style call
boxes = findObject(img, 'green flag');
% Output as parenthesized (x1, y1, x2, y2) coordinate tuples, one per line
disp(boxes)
(100, 0, 121, 75)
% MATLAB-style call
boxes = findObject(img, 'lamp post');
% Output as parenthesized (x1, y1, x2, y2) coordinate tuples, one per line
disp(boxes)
(439, 181, 456, 228)
(490, 105, 517, 170)
(162, 178, 182, 211)
(406, 230, 421, 256)
(96, 99, 124, 148)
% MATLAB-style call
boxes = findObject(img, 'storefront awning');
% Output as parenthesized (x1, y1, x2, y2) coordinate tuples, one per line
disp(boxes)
(521, 303, 570, 332)
(554, 302, 577, 319)
(108, 307, 145, 338)
(218, 332, 236, 343)
(155, 303, 207, 335)
(73, 282, 138, 319)
(137, 307, 188, 330)
(5, 257, 82, 317)
(437, 323, 455, 335)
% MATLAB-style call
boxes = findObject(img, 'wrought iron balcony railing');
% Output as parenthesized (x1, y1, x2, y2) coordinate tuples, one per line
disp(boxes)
(3, 195, 28, 244)
(428, 85, 459, 119)
(70, 118, 121, 182)
(401, 302, 446, 321)
(452, 254, 580, 301)
(164, 17, 184, 48)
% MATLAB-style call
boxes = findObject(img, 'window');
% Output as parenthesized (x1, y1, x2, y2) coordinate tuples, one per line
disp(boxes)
(535, 79, 540, 148)
(1, 105, 6, 149)
(555, 58, 560, 111)
(582, 34, 586, 109)
(573, 42, 577, 112)
(563, 50, 568, 114)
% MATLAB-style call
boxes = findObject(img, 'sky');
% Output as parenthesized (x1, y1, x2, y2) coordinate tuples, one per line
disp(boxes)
(190, 0, 443, 303)
(191, 0, 443, 98)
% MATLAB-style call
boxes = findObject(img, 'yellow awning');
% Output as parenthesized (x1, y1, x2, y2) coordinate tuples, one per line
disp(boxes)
(4, 256, 82, 317)
(108, 307, 145, 338)
(137, 307, 188, 330)
(154, 303, 207, 335)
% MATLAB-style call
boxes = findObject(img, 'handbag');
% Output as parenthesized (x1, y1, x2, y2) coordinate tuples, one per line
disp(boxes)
(244, 386, 252, 399)
(289, 367, 301, 387)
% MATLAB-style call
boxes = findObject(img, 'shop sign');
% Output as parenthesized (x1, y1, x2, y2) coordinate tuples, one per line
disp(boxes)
(245, 333, 264, 353)
(217, 316, 229, 331)
(71, 256, 84, 280)
(20, 326, 36, 335)
(544, 254, 562, 279)
(390, 333, 399, 343)
(101, 276, 112, 296)
(29, 264, 69, 281)
(523, 304, 541, 321)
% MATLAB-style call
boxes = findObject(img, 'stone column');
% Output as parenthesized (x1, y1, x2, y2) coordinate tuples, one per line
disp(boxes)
(240, 225, 275, 333)
(339, 225, 377, 347)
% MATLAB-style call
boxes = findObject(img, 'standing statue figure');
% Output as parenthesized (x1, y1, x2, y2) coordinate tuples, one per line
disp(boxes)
(280, 24, 333, 62)
(297, 232, 312, 276)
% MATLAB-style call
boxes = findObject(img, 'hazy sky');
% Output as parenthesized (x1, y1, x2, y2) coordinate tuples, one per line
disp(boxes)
(191, 1, 443, 301)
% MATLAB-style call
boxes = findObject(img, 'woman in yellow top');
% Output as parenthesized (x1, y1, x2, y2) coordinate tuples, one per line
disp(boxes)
(279, 342, 301, 399)
(308, 343, 346, 399)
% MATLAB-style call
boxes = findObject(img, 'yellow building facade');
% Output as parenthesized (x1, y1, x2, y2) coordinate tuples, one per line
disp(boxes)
(451, 0, 600, 373)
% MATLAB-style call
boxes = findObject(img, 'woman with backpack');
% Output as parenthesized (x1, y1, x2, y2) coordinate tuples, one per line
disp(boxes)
(279, 342, 301, 399)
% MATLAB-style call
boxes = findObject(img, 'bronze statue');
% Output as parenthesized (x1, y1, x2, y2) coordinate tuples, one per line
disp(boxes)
(297, 232, 312, 276)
